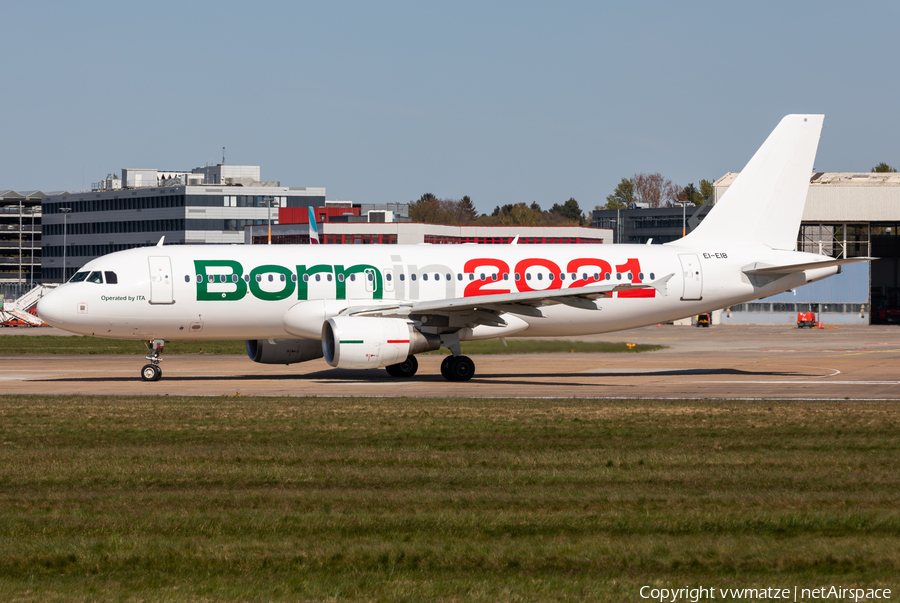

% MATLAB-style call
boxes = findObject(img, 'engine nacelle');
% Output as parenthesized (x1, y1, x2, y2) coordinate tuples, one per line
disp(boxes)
(322, 316, 440, 369)
(245, 338, 324, 365)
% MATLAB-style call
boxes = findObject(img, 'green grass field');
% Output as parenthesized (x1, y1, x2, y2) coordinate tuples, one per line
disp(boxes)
(0, 395, 896, 601)
(0, 335, 664, 356)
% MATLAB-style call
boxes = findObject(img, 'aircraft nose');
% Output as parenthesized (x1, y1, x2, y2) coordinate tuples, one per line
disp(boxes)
(36, 289, 66, 326)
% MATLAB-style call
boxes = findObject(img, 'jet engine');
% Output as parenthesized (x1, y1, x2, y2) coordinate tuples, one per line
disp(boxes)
(322, 316, 440, 369)
(245, 338, 324, 365)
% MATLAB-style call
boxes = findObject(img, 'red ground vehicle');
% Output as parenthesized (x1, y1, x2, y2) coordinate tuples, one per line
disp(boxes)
(797, 312, 817, 328)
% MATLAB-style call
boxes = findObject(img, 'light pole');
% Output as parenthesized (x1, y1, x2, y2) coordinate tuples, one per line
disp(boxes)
(263, 196, 274, 245)
(60, 207, 71, 283)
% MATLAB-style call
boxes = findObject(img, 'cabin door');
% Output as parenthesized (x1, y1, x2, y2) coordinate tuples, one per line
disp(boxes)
(148, 256, 175, 304)
(679, 254, 703, 300)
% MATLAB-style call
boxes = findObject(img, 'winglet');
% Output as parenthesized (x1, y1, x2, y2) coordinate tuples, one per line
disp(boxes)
(510, 236, 519, 245)
(156, 236, 165, 247)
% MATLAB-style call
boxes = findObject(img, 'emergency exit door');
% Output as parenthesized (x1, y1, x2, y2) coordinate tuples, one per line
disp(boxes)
(149, 256, 174, 304)
(679, 254, 703, 300)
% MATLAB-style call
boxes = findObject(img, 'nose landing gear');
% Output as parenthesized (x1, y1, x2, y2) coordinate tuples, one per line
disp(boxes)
(141, 339, 164, 382)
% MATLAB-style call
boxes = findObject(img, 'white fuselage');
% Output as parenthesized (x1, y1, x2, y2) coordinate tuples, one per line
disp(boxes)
(37, 242, 837, 341)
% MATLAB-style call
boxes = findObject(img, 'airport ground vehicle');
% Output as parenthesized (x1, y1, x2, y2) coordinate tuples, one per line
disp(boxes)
(797, 311, 818, 328)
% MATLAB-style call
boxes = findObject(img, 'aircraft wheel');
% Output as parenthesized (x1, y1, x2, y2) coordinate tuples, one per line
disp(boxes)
(141, 364, 161, 382)
(447, 355, 475, 382)
(386, 355, 418, 378)
(440, 355, 453, 380)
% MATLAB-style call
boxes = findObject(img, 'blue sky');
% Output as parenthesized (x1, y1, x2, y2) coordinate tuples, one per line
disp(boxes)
(3, 1, 898, 213)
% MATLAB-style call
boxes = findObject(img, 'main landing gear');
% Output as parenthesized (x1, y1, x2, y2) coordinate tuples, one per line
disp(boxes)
(440, 355, 475, 382)
(141, 339, 164, 382)
(386, 355, 418, 378)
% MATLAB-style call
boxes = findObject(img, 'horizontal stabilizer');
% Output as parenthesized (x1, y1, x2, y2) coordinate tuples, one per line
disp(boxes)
(742, 257, 875, 276)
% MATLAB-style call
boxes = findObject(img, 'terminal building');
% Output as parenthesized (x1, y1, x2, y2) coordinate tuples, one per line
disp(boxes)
(41, 164, 324, 282)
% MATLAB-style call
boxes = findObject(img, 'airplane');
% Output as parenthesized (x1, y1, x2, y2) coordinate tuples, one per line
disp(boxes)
(36, 114, 871, 382)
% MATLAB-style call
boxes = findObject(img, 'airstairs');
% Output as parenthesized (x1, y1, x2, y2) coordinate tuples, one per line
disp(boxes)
(0, 284, 57, 327)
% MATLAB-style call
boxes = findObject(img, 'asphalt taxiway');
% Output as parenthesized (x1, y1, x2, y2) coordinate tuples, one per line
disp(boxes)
(1, 324, 898, 399)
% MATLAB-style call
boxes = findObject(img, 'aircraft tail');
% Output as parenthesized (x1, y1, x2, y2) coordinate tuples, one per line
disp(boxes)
(309, 206, 320, 244)
(679, 114, 824, 250)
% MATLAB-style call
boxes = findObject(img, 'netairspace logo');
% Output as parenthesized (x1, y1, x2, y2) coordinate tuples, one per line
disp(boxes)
(639, 585, 892, 602)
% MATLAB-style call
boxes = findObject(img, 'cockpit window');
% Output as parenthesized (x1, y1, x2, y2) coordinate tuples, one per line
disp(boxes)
(104, 271, 118, 284)
(86, 271, 104, 284)
(69, 272, 89, 283)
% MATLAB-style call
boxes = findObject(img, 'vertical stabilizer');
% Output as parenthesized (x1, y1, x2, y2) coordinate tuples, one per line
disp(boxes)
(309, 206, 320, 244)
(679, 114, 824, 250)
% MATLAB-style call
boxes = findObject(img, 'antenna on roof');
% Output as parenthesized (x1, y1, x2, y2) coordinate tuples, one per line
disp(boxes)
(222, 147, 225, 164)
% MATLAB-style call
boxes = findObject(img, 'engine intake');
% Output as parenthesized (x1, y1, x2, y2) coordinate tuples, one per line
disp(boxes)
(322, 316, 440, 369)
(245, 338, 324, 365)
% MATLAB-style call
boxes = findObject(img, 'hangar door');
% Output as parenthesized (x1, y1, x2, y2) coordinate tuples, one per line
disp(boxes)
(148, 256, 174, 304)
(679, 254, 703, 300)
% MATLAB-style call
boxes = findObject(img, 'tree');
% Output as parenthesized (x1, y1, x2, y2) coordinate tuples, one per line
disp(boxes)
(603, 178, 634, 210)
(451, 195, 478, 225)
(699, 179, 714, 202)
(872, 162, 898, 173)
(409, 192, 445, 223)
(550, 197, 585, 225)
(409, 193, 479, 225)
(677, 182, 706, 206)
(632, 172, 679, 208)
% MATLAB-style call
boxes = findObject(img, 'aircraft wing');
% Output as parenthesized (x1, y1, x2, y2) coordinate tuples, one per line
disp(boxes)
(742, 257, 875, 276)
(345, 273, 674, 320)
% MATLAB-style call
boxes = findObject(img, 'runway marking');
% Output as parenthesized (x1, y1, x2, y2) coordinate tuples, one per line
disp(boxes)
(693, 380, 900, 385)
(582, 368, 719, 375)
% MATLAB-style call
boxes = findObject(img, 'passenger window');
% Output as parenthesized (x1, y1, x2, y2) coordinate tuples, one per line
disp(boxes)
(244, 275, 250, 282)
(435, 273, 440, 281)
(104, 272, 118, 284)
(423, 274, 428, 281)
(650, 272, 655, 280)
(503, 273, 509, 280)
(368, 273, 374, 282)
(196, 274, 202, 283)
(338, 274, 344, 282)
(386, 273, 393, 282)
(185, 275, 190, 283)
(480, 273, 485, 281)
(268, 274, 274, 282)
(411, 274, 416, 281)
(303, 275, 309, 282)
(234, 274, 240, 283)
(457, 273, 462, 281)
(603, 273, 610, 280)
(538, 273, 543, 281)
(526, 273, 531, 281)
(280, 274, 285, 282)
(327, 274, 333, 282)
(515, 273, 520, 281)
(315, 274, 321, 282)
(220, 275, 227, 283)
(468, 274, 474, 281)
(256, 275, 262, 282)
(446, 273, 451, 281)
(400, 274, 405, 281)
(70, 272, 89, 283)
(87, 271, 104, 284)
(349, 274, 354, 282)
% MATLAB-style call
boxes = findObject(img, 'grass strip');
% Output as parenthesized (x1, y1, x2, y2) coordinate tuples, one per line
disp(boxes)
(0, 395, 896, 601)
(0, 335, 663, 355)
